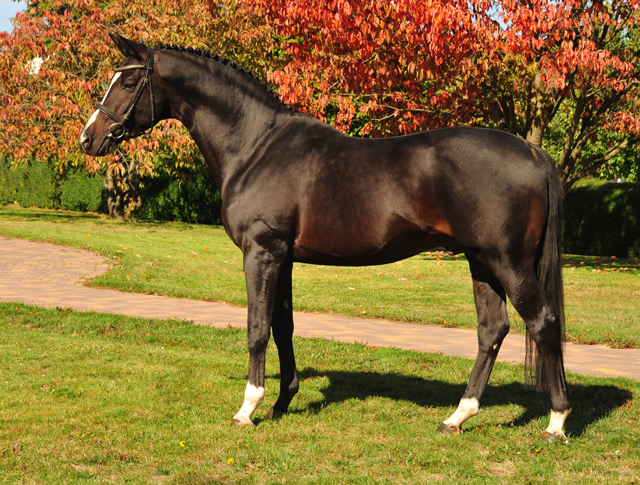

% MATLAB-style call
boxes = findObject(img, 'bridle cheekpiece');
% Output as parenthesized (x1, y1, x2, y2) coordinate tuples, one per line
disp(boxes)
(95, 47, 156, 141)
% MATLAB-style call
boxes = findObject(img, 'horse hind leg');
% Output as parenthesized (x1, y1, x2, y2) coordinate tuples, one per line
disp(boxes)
(496, 262, 571, 441)
(438, 258, 510, 435)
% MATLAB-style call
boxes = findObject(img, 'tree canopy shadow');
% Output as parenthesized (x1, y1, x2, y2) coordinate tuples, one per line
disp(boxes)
(284, 367, 631, 437)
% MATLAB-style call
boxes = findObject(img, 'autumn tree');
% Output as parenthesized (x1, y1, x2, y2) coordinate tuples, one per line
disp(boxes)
(481, 0, 640, 192)
(240, 0, 495, 136)
(4, 0, 637, 209)
(244, 0, 640, 191)
(0, 0, 274, 218)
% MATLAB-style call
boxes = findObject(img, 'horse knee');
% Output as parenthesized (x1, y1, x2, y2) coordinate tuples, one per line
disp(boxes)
(495, 319, 510, 340)
(248, 332, 270, 356)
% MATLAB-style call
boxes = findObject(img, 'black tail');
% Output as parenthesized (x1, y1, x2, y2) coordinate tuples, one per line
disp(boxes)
(525, 146, 565, 390)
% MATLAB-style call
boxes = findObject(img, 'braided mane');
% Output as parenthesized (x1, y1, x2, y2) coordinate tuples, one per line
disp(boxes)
(154, 42, 295, 112)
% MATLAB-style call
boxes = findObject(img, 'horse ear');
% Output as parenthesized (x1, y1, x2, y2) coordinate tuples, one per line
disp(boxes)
(109, 33, 147, 60)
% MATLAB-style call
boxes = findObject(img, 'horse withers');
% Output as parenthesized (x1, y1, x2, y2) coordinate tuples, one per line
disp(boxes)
(80, 34, 570, 441)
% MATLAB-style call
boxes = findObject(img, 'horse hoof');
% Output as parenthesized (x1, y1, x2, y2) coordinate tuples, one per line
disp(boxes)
(266, 406, 285, 420)
(437, 423, 461, 435)
(541, 431, 567, 443)
(231, 417, 254, 427)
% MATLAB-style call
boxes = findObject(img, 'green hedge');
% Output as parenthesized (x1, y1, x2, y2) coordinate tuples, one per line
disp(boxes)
(0, 157, 222, 225)
(136, 163, 222, 225)
(564, 179, 640, 258)
(0, 158, 106, 212)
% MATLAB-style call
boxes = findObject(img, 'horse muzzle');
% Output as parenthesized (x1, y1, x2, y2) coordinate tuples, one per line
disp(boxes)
(78, 128, 115, 157)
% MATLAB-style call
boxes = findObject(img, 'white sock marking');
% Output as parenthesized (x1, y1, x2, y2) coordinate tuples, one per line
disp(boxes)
(232, 383, 265, 425)
(443, 397, 480, 428)
(545, 408, 571, 438)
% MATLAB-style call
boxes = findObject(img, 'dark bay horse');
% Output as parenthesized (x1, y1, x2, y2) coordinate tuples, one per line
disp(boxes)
(80, 34, 570, 441)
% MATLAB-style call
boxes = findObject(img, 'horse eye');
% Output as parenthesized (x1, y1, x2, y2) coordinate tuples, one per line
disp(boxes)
(123, 82, 136, 90)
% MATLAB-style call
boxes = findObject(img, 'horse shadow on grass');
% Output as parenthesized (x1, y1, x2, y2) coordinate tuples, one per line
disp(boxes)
(277, 368, 631, 437)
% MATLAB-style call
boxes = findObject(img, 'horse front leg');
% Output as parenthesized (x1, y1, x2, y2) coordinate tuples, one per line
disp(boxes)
(439, 259, 510, 435)
(231, 239, 289, 427)
(266, 258, 299, 419)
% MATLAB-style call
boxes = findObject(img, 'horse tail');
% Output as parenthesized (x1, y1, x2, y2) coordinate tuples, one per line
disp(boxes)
(525, 145, 565, 390)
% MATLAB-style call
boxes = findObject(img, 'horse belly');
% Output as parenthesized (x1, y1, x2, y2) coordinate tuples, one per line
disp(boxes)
(292, 208, 454, 266)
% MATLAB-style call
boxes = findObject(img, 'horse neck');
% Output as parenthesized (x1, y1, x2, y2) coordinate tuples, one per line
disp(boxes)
(158, 50, 291, 190)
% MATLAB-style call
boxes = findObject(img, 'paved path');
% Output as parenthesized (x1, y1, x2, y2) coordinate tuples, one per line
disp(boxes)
(1, 235, 639, 381)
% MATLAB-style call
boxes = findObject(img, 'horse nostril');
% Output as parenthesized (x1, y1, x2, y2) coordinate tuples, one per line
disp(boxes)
(79, 132, 92, 153)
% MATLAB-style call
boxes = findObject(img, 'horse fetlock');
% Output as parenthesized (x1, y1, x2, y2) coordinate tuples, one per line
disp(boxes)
(266, 405, 286, 420)
(443, 397, 480, 430)
(288, 377, 300, 399)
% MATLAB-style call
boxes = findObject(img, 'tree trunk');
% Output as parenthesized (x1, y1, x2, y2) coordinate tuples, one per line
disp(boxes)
(525, 73, 559, 147)
(98, 158, 143, 220)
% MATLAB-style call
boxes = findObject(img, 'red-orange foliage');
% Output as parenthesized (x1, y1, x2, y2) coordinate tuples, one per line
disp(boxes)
(245, 0, 640, 188)
(244, 0, 495, 136)
(2, 0, 639, 199)
(0, 0, 272, 215)
(486, 0, 640, 188)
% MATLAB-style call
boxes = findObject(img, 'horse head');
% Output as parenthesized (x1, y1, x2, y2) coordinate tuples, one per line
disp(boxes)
(79, 34, 160, 156)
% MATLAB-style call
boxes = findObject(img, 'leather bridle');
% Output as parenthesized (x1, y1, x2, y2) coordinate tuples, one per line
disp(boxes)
(95, 47, 156, 141)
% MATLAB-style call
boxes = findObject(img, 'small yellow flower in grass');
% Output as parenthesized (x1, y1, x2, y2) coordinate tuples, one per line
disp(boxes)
(227, 458, 234, 464)
(179, 441, 186, 447)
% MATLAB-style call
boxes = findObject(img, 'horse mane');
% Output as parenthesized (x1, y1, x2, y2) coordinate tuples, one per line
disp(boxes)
(154, 42, 296, 113)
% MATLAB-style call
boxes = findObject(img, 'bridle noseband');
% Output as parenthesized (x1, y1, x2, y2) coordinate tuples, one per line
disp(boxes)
(95, 47, 156, 141)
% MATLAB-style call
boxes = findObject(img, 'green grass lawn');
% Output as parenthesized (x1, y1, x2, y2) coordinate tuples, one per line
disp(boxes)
(1, 303, 638, 484)
(1, 205, 639, 349)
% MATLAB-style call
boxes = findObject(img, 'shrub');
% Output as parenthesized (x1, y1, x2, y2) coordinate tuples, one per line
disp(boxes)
(0, 158, 106, 212)
(564, 179, 640, 258)
(136, 162, 222, 225)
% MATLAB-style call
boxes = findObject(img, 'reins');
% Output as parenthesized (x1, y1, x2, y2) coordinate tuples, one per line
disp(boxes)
(95, 47, 155, 141)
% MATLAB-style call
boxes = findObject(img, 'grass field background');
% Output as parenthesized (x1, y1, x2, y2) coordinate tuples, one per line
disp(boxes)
(1, 303, 638, 484)
(1, 205, 639, 348)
